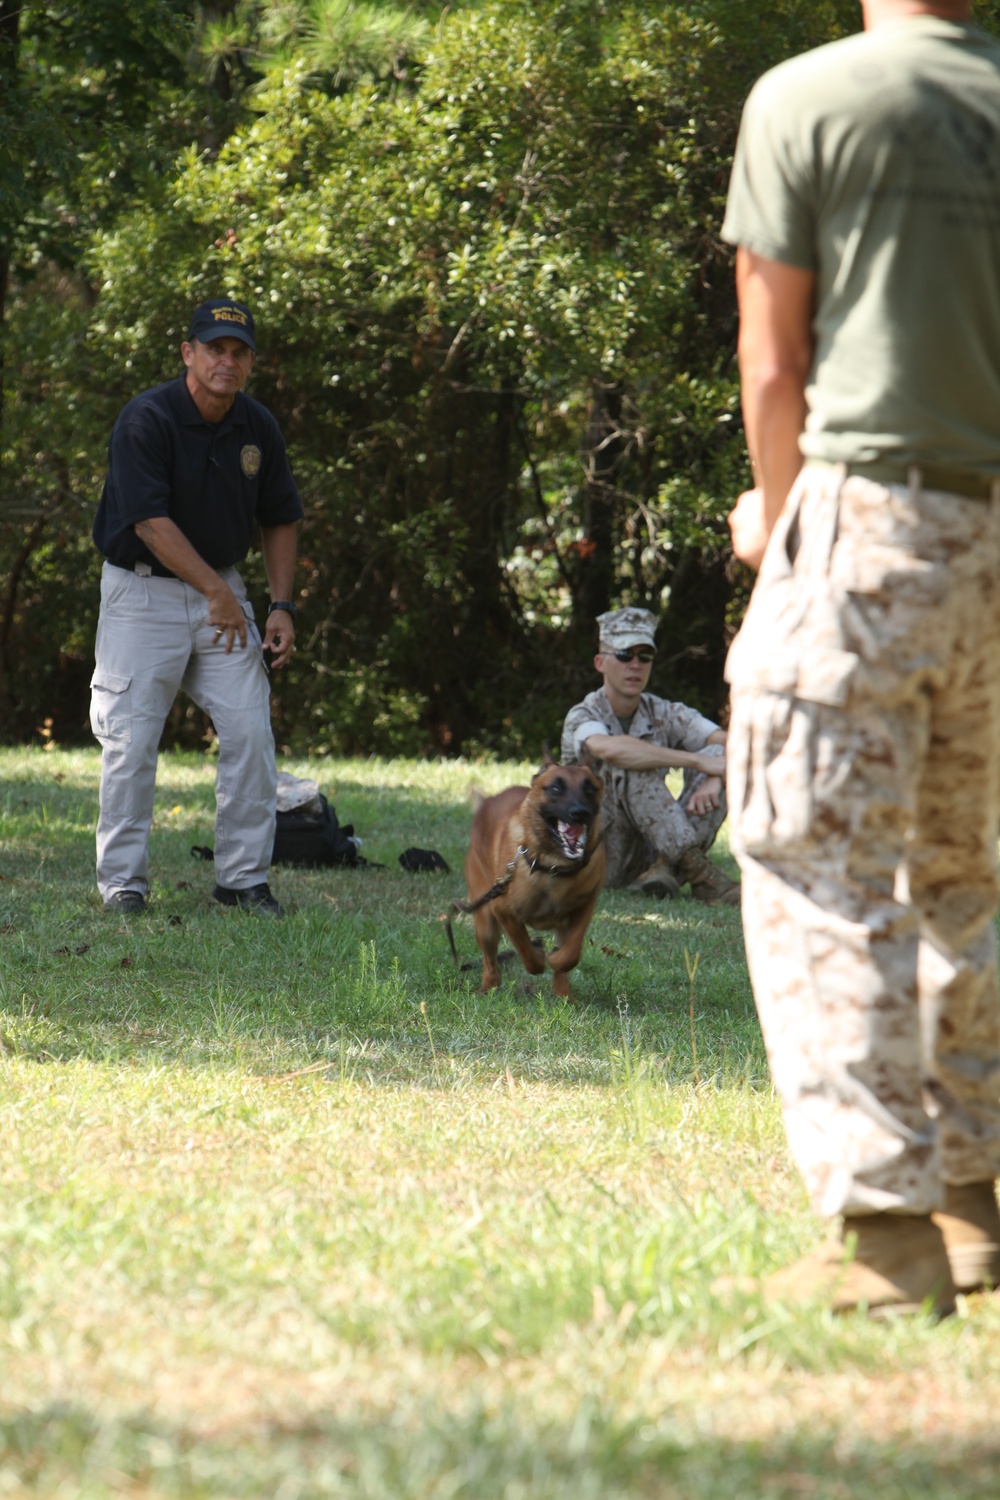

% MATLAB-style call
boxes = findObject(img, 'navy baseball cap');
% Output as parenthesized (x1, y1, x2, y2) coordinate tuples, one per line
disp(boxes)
(187, 298, 256, 351)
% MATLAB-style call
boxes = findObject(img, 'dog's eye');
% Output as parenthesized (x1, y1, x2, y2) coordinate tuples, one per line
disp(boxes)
(583, 781, 597, 802)
(548, 778, 564, 796)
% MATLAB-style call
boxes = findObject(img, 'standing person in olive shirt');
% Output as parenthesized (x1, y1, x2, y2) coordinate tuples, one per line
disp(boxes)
(90, 299, 303, 918)
(722, 0, 1000, 1314)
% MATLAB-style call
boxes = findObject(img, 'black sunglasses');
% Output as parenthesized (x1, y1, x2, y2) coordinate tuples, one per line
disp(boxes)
(611, 647, 655, 664)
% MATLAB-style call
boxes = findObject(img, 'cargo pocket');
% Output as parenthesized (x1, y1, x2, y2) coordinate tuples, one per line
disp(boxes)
(239, 598, 263, 647)
(725, 469, 862, 861)
(727, 561, 863, 862)
(89, 672, 132, 744)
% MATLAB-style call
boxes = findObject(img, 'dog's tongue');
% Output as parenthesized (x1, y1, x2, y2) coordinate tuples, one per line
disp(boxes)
(558, 821, 587, 858)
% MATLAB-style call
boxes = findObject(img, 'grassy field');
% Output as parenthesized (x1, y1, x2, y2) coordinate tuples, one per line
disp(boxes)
(2, 745, 1000, 1499)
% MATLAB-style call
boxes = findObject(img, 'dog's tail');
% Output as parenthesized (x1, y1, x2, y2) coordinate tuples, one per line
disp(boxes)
(439, 901, 467, 966)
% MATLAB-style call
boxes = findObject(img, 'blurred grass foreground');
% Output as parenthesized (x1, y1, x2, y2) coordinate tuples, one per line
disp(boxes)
(2, 748, 1000, 1499)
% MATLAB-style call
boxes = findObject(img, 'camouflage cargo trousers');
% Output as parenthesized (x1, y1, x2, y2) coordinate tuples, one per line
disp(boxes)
(726, 463, 1000, 1218)
(600, 749, 727, 888)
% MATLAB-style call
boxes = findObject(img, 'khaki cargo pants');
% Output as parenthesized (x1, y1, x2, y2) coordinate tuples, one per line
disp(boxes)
(90, 563, 277, 901)
(727, 464, 1000, 1218)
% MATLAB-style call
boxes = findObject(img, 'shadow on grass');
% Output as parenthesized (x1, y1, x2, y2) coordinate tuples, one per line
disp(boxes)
(0, 880, 763, 1086)
(2, 748, 757, 1082)
(2, 1400, 998, 1499)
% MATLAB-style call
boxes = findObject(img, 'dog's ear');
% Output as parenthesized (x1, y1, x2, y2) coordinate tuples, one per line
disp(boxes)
(580, 747, 603, 800)
(580, 744, 599, 774)
(532, 742, 557, 784)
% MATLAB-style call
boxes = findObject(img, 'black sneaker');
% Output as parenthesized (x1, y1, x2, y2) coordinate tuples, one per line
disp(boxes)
(212, 881, 284, 917)
(104, 890, 147, 914)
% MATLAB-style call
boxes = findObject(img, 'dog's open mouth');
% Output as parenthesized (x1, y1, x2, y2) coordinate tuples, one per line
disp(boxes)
(551, 820, 588, 861)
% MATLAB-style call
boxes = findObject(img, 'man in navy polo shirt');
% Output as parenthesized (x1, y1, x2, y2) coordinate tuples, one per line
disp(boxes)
(90, 298, 303, 917)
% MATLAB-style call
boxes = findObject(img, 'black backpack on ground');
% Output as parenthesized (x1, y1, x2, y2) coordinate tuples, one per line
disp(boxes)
(272, 794, 361, 868)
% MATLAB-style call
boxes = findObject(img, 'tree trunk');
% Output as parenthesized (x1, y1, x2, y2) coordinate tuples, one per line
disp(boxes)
(576, 379, 624, 629)
(0, 517, 44, 727)
(0, 0, 22, 489)
(199, 0, 240, 155)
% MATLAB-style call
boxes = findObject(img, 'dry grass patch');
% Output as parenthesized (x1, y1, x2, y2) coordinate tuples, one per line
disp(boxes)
(2, 750, 1000, 1497)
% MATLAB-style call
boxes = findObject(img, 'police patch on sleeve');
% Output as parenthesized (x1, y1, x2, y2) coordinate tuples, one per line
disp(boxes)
(240, 444, 262, 478)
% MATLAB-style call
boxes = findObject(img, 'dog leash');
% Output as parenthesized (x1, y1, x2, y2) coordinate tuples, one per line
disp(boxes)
(453, 836, 597, 915)
(439, 833, 604, 967)
(439, 846, 530, 962)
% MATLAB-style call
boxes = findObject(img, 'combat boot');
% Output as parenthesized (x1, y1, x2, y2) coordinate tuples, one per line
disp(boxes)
(626, 859, 680, 899)
(676, 846, 741, 906)
(764, 1213, 956, 1317)
(933, 1181, 1000, 1293)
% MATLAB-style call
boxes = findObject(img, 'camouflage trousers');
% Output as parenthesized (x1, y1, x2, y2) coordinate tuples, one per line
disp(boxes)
(600, 749, 727, 888)
(726, 463, 1000, 1217)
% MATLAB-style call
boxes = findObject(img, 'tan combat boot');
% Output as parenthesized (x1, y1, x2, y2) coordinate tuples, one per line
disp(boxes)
(764, 1213, 956, 1317)
(626, 859, 680, 899)
(933, 1181, 1000, 1293)
(676, 846, 741, 906)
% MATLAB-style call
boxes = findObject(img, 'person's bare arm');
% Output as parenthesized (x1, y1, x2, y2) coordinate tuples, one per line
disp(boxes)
(134, 516, 247, 650)
(583, 733, 726, 779)
(729, 248, 816, 569)
(260, 522, 298, 669)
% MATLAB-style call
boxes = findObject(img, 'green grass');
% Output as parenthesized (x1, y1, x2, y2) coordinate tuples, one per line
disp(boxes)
(2, 747, 1000, 1498)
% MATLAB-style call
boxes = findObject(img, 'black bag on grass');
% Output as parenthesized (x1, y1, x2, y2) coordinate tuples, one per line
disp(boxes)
(399, 847, 450, 874)
(272, 795, 361, 868)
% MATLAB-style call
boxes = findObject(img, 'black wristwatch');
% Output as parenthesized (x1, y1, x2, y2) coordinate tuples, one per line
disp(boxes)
(266, 600, 298, 617)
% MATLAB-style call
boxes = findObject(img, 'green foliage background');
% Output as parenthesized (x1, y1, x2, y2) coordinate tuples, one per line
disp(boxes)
(4, 1, 993, 754)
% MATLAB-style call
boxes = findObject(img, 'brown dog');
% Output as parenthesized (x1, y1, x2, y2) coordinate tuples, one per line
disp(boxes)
(461, 751, 606, 999)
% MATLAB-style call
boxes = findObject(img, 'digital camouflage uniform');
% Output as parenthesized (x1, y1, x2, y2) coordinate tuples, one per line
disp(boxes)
(723, 17, 1000, 1223)
(726, 465, 1000, 1216)
(561, 688, 727, 888)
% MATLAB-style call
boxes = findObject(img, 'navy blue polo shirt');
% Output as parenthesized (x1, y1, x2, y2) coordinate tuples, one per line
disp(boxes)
(93, 375, 303, 570)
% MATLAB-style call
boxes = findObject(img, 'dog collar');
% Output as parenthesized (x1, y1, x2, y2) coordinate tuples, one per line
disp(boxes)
(451, 833, 604, 921)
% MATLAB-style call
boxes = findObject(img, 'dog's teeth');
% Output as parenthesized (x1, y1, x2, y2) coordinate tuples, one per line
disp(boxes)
(557, 821, 587, 858)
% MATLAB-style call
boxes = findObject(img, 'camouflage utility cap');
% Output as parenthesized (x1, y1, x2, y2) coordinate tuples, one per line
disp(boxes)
(598, 608, 657, 650)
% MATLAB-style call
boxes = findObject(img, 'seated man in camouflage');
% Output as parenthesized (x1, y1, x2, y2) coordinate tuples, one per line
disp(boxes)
(560, 608, 740, 905)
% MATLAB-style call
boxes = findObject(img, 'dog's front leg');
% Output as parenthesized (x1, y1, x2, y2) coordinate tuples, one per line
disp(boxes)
(499, 912, 548, 977)
(548, 896, 599, 999)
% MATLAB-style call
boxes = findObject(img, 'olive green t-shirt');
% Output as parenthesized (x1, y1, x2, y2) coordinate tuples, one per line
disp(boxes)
(723, 18, 1000, 471)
